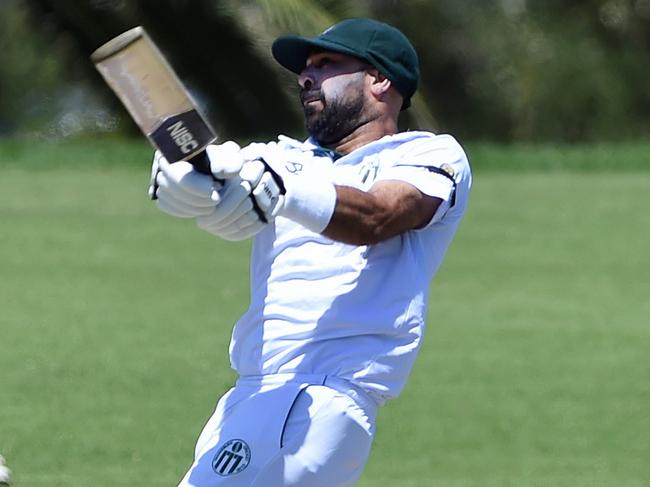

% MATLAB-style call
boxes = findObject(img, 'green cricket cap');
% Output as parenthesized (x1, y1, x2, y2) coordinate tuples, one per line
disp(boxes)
(272, 18, 420, 110)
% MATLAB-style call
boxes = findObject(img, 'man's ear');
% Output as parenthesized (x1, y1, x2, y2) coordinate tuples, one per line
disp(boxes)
(369, 70, 392, 98)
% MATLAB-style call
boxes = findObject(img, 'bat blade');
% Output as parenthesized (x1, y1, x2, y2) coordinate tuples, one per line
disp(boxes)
(91, 26, 215, 173)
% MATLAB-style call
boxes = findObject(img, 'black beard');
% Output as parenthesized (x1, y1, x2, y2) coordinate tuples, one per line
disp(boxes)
(303, 87, 366, 146)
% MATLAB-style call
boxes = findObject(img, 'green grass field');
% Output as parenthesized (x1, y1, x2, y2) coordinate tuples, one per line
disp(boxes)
(1, 140, 649, 486)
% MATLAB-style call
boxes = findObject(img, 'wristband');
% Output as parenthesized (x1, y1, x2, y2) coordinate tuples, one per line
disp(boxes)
(280, 178, 337, 233)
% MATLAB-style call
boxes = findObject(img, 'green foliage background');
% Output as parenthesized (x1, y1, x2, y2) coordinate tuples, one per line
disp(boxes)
(1, 0, 649, 143)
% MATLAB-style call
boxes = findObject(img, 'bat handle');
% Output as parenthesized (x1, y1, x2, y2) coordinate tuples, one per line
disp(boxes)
(188, 150, 224, 184)
(188, 150, 211, 175)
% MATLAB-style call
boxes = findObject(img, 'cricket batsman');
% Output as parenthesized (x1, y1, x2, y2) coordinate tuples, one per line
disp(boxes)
(149, 18, 472, 486)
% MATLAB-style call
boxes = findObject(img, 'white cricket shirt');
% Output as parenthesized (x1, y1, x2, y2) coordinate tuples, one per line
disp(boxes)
(230, 131, 472, 404)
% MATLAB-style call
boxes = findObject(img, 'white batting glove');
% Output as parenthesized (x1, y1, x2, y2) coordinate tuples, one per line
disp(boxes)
(148, 151, 221, 218)
(206, 141, 246, 179)
(196, 159, 285, 240)
(0, 455, 10, 485)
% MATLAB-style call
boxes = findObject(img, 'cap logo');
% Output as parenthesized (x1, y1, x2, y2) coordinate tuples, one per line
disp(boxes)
(320, 25, 335, 36)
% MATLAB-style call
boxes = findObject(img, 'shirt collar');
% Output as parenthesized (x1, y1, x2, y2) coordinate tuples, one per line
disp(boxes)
(302, 137, 342, 161)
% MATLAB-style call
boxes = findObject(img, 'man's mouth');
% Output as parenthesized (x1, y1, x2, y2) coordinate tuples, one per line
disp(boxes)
(300, 91, 322, 105)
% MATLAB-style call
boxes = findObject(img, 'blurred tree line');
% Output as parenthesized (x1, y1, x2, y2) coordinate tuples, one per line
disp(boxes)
(0, 0, 648, 142)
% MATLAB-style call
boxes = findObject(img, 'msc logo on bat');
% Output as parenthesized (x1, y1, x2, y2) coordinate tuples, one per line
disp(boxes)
(212, 439, 251, 476)
(152, 110, 213, 161)
(167, 120, 199, 154)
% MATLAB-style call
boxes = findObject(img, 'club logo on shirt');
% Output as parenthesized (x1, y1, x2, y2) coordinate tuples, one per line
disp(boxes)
(212, 439, 251, 476)
(359, 156, 380, 184)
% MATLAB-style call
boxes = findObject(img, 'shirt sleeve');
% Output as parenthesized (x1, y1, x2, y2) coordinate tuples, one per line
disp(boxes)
(375, 134, 465, 225)
(379, 165, 455, 201)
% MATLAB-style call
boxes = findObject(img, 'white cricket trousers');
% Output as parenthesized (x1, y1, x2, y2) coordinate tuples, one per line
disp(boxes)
(177, 374, 378, 486)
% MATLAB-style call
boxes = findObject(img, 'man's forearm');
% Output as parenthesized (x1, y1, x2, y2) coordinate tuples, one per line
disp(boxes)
(322, 182, 441, 245)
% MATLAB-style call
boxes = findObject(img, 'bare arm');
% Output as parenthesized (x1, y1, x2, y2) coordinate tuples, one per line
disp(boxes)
(322, 180, 442, 245)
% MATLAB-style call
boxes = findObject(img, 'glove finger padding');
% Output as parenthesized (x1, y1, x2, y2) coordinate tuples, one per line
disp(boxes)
(218, 219, 266, 241)
(151, 152, 222, 218)
(237, 158, 285, 224)
(196, 195, 253, 232)
(156, 195, 210, 218)
(158, 157, 221, 200)
(197, 208, 261, 239)
(207, 141, 245, 179)
(156, 180, 217, 218)
(156, 171, 220, 208)
(239, 159, 265, 188)
(200, 177, 252, 226)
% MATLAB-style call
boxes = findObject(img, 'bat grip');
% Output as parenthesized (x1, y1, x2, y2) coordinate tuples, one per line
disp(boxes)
(188, 150, 223, 184)
(188, 150, 211, 175)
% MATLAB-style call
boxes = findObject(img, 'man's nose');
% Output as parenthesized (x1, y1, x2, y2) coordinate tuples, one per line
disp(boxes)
(298, 69, 314, 90)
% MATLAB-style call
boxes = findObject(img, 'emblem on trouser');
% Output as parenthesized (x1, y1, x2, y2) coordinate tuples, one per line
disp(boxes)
(212, 439, 251, 476)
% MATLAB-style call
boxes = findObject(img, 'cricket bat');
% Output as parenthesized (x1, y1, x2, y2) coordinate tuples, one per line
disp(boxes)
(90, 26, 215, 175)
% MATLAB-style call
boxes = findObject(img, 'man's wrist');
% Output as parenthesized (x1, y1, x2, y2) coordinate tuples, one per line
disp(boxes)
(280, 179, 337, 233)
